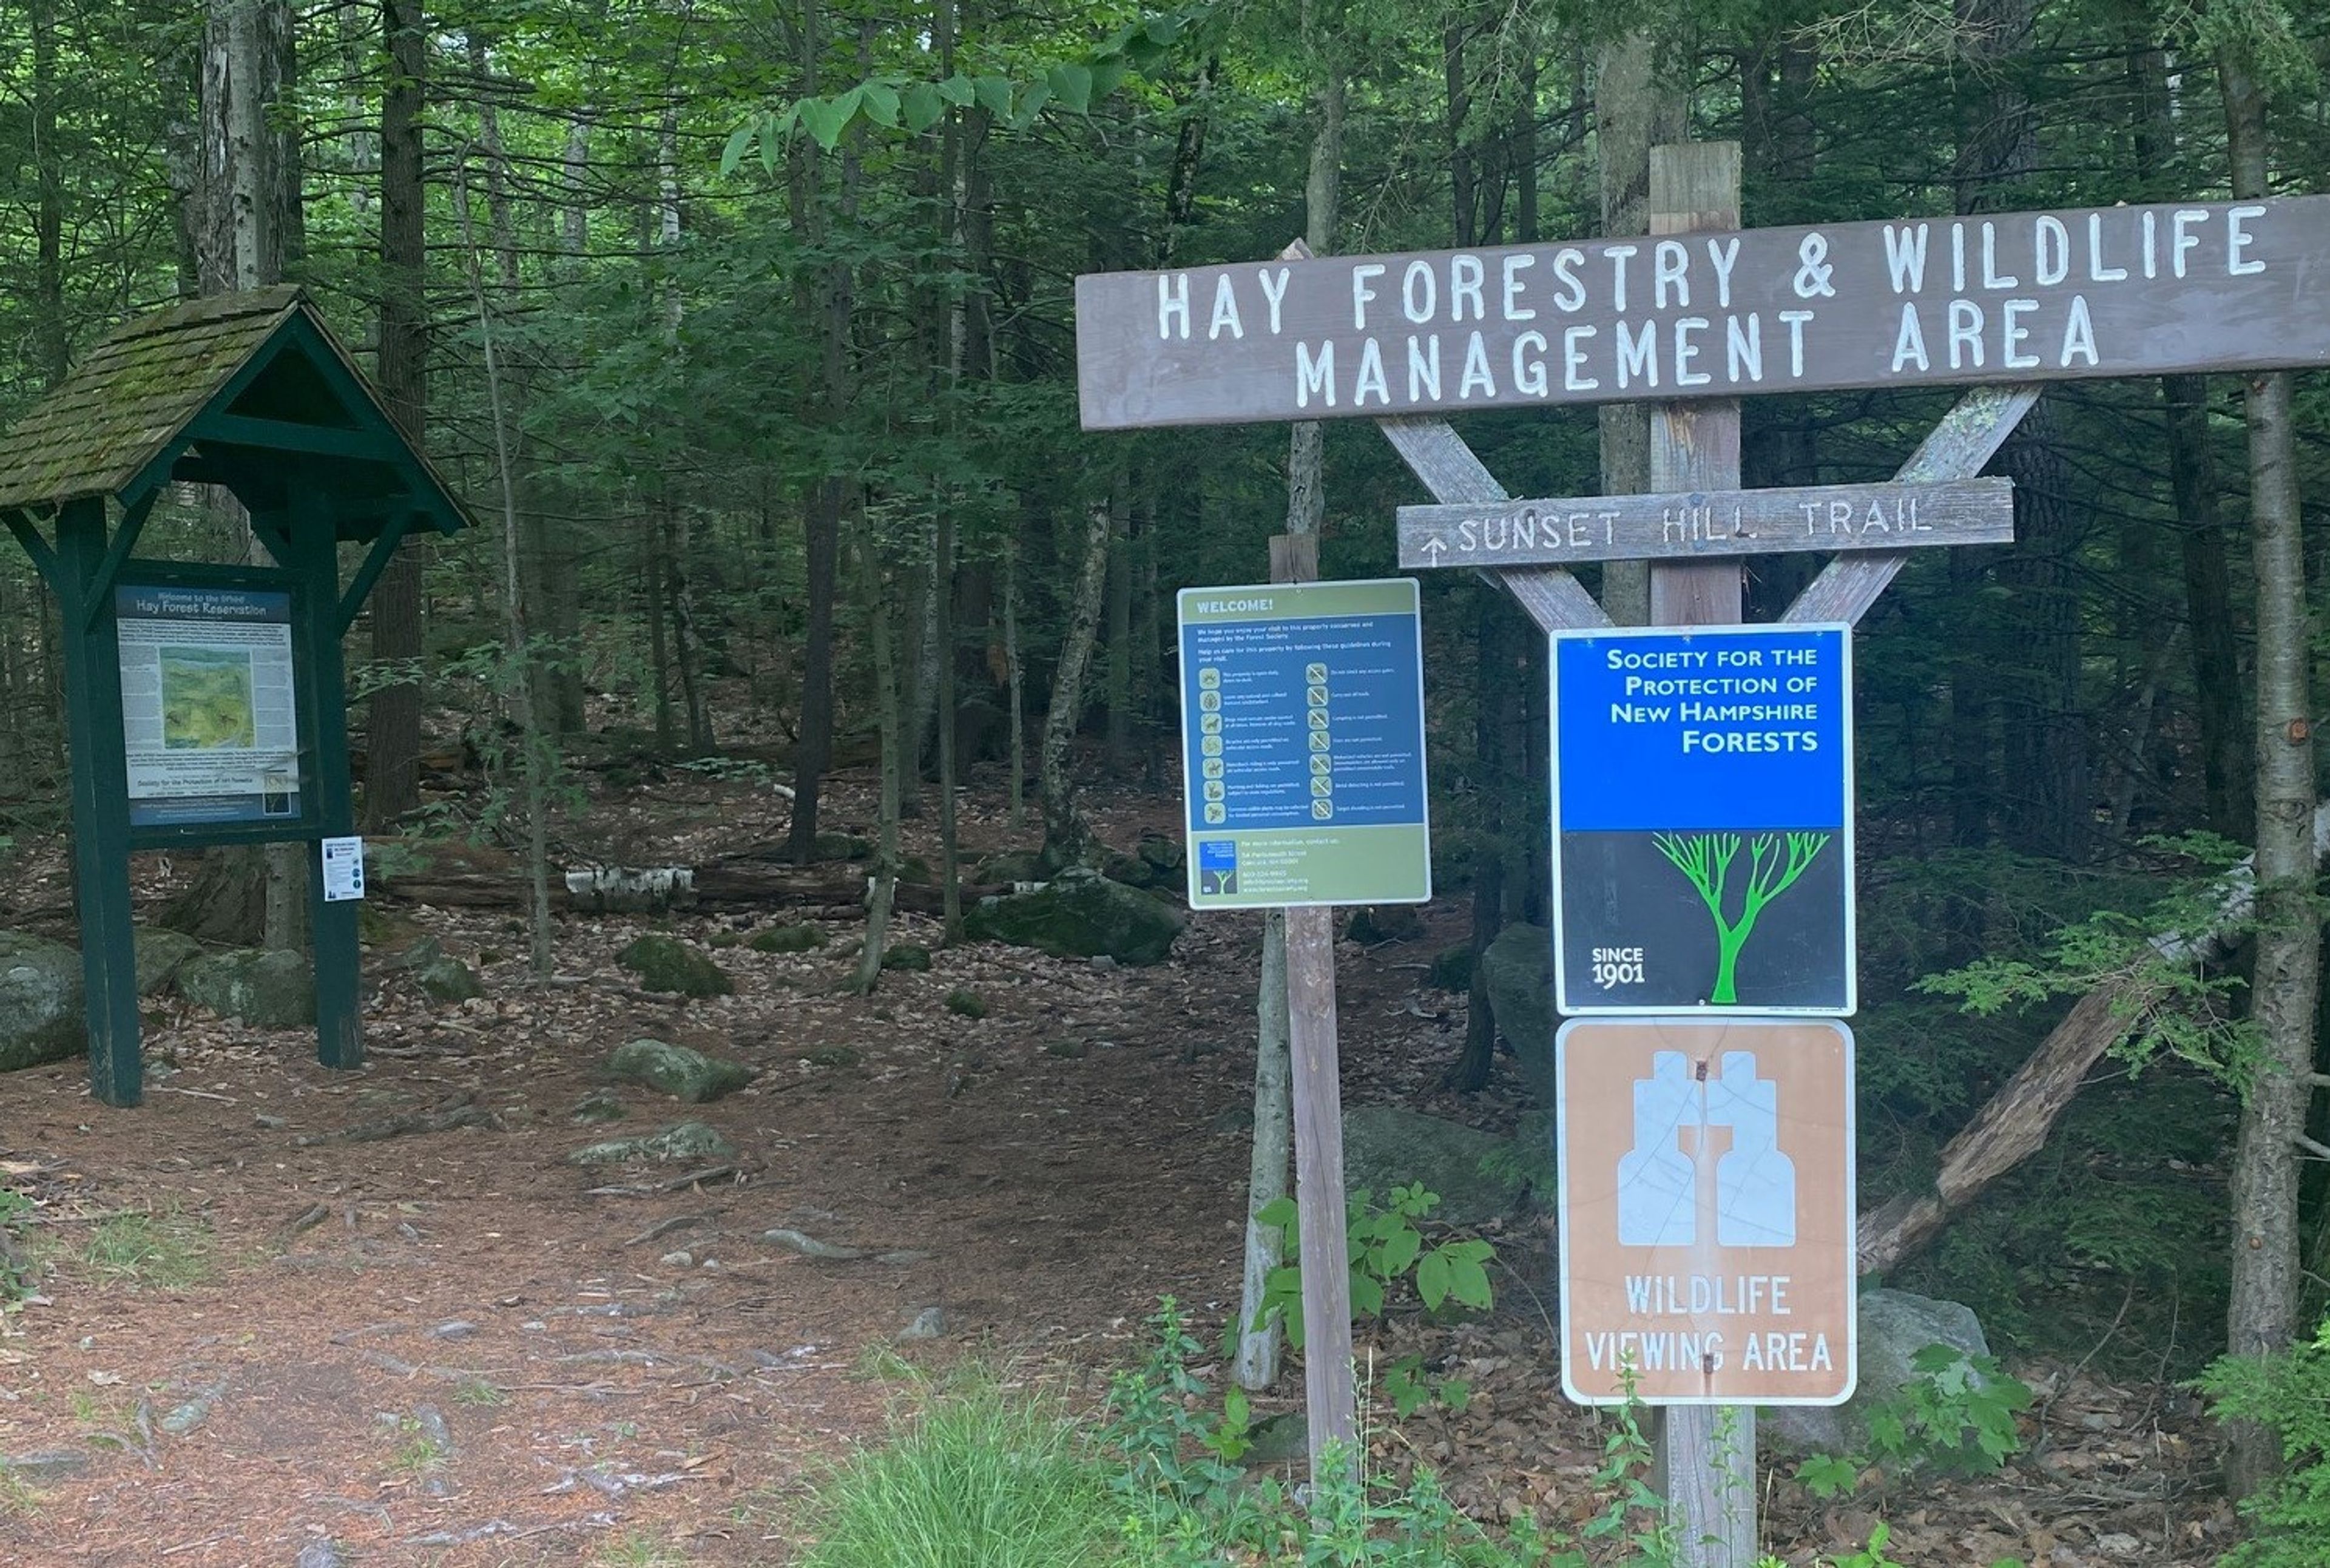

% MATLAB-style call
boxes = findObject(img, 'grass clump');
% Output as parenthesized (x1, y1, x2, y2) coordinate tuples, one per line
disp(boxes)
(795, 1371, 1123, 1568)
(81, 1209, 211, 1288)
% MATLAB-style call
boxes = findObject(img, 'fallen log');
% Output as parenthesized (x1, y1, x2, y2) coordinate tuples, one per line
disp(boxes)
(374, 859, 1001, 919)
(1859, 800, 2330, 1275)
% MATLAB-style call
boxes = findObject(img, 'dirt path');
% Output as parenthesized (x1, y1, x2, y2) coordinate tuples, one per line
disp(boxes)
(0, 776, 2242, 1566)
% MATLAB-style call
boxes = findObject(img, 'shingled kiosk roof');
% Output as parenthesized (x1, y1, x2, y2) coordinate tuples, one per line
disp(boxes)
(0, 284, 471, 538)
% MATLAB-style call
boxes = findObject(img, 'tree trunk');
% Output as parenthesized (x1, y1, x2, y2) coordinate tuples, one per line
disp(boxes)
(30, 0, 66, 390)
(849, 530, 903, 992)
(1038, 495, 1118, 871)
(1592, 32, 1684, 624)
(2220, 44, 2319, 1505)
(365, 0, 427, 831)
(1004, 537, 1025, 831)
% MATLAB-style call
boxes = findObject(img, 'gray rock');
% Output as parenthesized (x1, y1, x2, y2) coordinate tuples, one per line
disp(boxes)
(132, 928, 203, 996)
(159, 1384, 225, 1435)
(764, 1228, 868, 1260)
(1762, 1288, 1992, 1457)
(660, 1250, 692, 1268)
(616, 934, 733, 997)
(3, 1447, 90, 1482)
(971, 849, 1045, 885)
(426, 1320, 476, 1342)
(1478, 924, 1555, 1106)
(961, 868, 1185, 966)
(178, 948, 317, 1028)
(416, 955, 484, 1003)
(1240, 1411, 1307, 1465)
(295, 1541, 347, 1568)
(0, 931, 83, 1073)
(569, 1089, 627, 1124)
(1341, 1106, 1523, 1225)
(899, 1306, 947, 1340)
(567, 1121, 735, 1166)
(604, 1039, 756, 1104)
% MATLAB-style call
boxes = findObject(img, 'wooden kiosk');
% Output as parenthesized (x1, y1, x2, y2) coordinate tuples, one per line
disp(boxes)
(0, 287, 472, 1107)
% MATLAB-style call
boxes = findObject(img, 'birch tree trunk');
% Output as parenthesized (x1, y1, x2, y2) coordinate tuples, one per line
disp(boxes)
(1038, 495, 1117, 871)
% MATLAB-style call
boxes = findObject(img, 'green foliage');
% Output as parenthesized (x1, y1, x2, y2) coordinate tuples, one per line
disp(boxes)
(796, 1368, 1123, 1568)
(1795, 1345, 2032, 1501)
(944, 988, 988, 1018)
(81, 1209, 211, 1289)
(1252, 1183, 1493, 1416)
(724, 3, 1223, 163)
(2200, 1316, 2330, 1566)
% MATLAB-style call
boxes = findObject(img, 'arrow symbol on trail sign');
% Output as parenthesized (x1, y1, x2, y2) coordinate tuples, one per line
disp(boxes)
(1396, 476, 2013, 571)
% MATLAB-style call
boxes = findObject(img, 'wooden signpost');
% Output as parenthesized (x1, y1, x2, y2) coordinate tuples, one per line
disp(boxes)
(1077, 149, 2330, 1561)
(0, 288, 471, 1108)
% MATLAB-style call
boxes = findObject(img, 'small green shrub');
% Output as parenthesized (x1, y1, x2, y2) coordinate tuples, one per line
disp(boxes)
(2201, 1316, 2330, 1567)
(944, 989, 988, 1018)
(794, 1372, 1123, 1568)
(1796, 1343, 2031, 1503)
(1253, 1183, 1495, 1416)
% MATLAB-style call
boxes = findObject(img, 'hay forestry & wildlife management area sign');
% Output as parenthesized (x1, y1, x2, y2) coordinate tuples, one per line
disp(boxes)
(1077, 197, 2330, 428)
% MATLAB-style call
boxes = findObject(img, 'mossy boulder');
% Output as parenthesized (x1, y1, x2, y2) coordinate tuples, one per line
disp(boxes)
(567, 1120, 735, 1165)
(749, 922, 828, 954)
(133, 928, 203, 996)
(971, 849, 1045, 885)
(417, 955, 484, 1003)
(616, 934, 733, 997)
(944, 990, 987, 1019)
(1103, 834, 1186, 892)
(1342, 1106, 1523, 1226)
(880, 943, 933, 973)
(178, 948, 317, 1029)
(1478, 923, 1555, 1107)
(605, 1038, 757, 1104)
(0, 931, 84, 1073)
(961, 870, 1185, 966)
(1428, 942, 1474, 993)
(1345, 905, 1426, 945)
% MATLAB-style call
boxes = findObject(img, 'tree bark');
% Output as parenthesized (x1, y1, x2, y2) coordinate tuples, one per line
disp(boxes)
(2220, 44, 2318, 1505)
(1038, 495, 1118, 870)
(365, 0, 427, 831)
(848, 529, 903, 992)
(1592, 32, 1684, 624)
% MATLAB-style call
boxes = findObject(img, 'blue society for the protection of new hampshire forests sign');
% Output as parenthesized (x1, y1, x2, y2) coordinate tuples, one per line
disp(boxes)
(1552, 624, 1853, 1016)
(1178, 580, 1431, 910)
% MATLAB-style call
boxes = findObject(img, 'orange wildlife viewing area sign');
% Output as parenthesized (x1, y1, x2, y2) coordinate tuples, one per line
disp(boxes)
(1555, 1019, 1856, 1407)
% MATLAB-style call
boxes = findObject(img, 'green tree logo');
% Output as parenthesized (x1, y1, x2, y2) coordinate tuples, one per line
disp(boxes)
(1650, 831, 1832, 1004)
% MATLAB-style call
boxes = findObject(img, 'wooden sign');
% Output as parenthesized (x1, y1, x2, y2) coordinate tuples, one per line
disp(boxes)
(1556, 1018, 1856, 1407)
(1076, 195, 2330, 429)
(1397, 476, 2011, 569)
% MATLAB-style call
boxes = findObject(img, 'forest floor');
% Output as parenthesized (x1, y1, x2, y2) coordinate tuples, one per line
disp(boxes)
(0, 762, 2244, 1567)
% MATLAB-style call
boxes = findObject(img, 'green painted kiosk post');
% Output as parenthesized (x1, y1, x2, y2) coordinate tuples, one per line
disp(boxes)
(0, 288, 472, 1107)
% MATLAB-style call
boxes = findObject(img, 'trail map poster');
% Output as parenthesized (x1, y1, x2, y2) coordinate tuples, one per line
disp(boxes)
(115, 583, 303, 828)
(1550, 624, 1853, 1016)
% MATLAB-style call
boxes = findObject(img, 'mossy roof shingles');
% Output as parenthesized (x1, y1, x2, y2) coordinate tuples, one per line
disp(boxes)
(0, 286, 306, 514)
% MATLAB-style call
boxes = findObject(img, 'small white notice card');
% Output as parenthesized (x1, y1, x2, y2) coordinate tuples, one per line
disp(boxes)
(320, 836, 366, 902)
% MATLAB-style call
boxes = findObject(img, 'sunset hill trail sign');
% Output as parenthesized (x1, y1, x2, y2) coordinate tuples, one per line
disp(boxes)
(1078, 148, 2330, 1563)
(0, 287, 473, 1109)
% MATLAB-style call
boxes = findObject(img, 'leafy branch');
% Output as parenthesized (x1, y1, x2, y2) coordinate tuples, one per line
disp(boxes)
(721, 4, 1219, 168)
